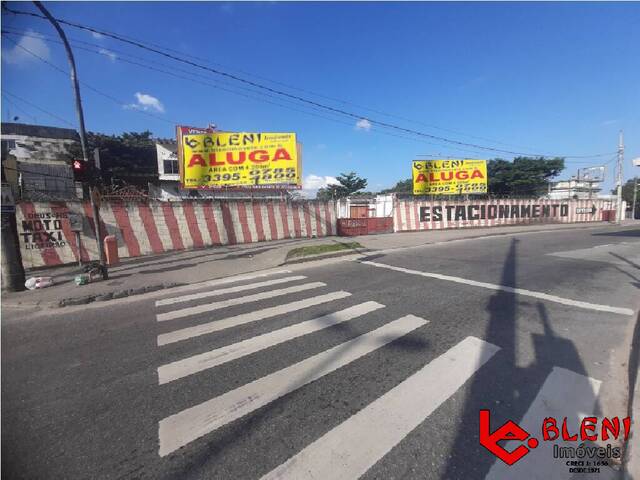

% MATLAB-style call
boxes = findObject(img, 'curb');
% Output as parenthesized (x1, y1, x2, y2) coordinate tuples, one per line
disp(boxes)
(3, 282, 186, 309)
(283, 248, 373, 265)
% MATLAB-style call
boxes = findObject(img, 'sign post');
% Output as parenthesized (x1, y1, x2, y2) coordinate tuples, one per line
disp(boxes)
(68, 212, 84, 267)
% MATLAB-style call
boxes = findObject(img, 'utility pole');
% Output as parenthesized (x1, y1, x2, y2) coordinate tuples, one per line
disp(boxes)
(632, 177, 638, 220)
(616, 130, 624, 223)
(34, 1, 107, 278)
(1, 185, 25, 292)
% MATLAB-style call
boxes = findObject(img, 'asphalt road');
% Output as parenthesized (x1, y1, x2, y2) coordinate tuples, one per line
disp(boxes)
(2, 225, 639, 480)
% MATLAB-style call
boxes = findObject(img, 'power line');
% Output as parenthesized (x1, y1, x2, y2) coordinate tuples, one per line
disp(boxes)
(2, 34, 179, 127)
(0, 27, 551, 152)
(1, 90, 76, 126)
(2, 31, 614, 164)
(1, 93, 39, 123)
(1, 6, 616, 160)
(1, 31, 497, 159)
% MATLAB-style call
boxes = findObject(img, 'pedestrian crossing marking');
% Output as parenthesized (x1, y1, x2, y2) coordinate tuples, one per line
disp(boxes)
(157, 291, 352, 346)
(157, 301, 385, 384)
(156, 275, 308, 307)
(156, 282, 327, 322)
(158, 314, 429, 457)
(260, 336, 499, 480)
(163, 269, 292, 296)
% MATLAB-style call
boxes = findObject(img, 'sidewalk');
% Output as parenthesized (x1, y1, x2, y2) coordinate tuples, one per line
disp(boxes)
(2, 220, 638, 309)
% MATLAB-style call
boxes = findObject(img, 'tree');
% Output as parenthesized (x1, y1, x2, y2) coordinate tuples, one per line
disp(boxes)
(487, 157, 564, 196)
(613, 177, 639, 215)
(380, 178, 413, 194)
(316, 171, 367, 200)
(67, 131, 158, 189)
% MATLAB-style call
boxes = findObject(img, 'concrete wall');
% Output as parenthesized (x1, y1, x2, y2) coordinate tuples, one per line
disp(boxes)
(394, 198, 616, 232)
(17, 199, 336, 268)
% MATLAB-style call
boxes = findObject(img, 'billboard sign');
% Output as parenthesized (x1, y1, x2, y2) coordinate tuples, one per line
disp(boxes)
(578, 166, 605, 182)
(178, 130, 301, 189)
(413, 159, 487, 195)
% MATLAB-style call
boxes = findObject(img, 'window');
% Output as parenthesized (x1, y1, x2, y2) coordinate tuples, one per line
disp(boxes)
(163, 159, 179, 174)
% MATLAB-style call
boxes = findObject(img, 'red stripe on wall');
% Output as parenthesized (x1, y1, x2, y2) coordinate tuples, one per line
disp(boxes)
(136, 203, 163, 254)
(220, 202, 237, 245)
(19, 202, 62, 266)
(404, 201, 412, 231)
(314, 203, 323, 237)
(266, 202, 278, 240)
(236, 202, 253, 243)
(252, 202, 266, 242)
(182, 202, 204, 248)
(109, 203, 142, 256)
(279, 202, 291, 239)
(50, 202, 90, 262)
(291, 204, 302, 237)
(303, 203, 312, 237)
(161, 203, 185, 250)
(202, 202, 222, 245)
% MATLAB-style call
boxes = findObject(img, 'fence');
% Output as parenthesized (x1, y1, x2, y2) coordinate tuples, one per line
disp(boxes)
(16, 199, 336, 269)
(394, 198, 616, 232)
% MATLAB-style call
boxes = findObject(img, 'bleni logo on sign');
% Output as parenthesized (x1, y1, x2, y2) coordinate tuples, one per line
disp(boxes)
(412, 159, 487, 195)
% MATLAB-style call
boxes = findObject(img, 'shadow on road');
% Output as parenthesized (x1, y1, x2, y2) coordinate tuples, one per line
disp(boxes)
(441, 238, 599, 479)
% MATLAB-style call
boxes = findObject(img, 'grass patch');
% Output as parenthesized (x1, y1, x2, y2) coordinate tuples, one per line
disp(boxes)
(286, 242, 363, 260)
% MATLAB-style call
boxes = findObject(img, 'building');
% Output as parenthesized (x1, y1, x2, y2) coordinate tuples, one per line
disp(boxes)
(151, 140, 295, 201)
(336, 194, 394, 218)
(1, 122, 79, 200)
(547, 177, 602, 200)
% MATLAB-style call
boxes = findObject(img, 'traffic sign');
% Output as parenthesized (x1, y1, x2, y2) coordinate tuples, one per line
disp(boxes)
(1, 183, 15, 214)
(68, 212, 83, 232)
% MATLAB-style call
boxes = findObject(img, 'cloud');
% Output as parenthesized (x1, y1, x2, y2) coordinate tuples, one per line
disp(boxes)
(91, 31, 105, 40)
(315, 143, 327, 150)
(355, 118, 372, 131)
(125, 92, 165, 113)
(99, 48, 117, 62)
(220, 3, 233, 13)
(601, 119, 617, 126)
(301, 174, 339, 198)
(2, 30, 50, 65)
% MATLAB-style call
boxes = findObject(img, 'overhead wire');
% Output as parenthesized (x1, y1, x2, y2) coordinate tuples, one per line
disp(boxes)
(1, 6, 616, 160)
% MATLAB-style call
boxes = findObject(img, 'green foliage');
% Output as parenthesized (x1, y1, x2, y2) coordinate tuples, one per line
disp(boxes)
(615, 177, 639, 206)
(380, 178, 413, 194)
(67, 131, 158, 188)
(316, 171, 368, 200)
(487, 157, 564, 196)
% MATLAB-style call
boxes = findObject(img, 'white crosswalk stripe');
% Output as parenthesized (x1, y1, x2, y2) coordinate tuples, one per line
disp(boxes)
(153, 273, 604, 477)
(157, 291, 352, 346)
(156, 275, 308, 307)
(158, 301, 385, 384)
(163, 269, 292, 296)
(158, 314, 429, 457)
(156, 282, 327, 322)
(261, 336, 500, 480)
(485, 367, 601, 480)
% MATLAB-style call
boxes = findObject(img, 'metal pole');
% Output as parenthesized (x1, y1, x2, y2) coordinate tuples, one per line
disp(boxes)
(632, 177, 638, 221)
(34, 1, 107, 279)
(616, 130, 624, 223)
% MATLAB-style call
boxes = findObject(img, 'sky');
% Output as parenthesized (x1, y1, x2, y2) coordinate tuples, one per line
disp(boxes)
(2, 1, 639, 197)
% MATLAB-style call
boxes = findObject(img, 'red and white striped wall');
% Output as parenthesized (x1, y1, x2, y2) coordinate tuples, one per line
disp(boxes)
(393, 198, 616, 232)
(17, 200, 336, 269)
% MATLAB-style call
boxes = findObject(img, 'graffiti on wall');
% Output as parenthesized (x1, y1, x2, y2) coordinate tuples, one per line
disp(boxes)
(20, 212, 68, 250)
